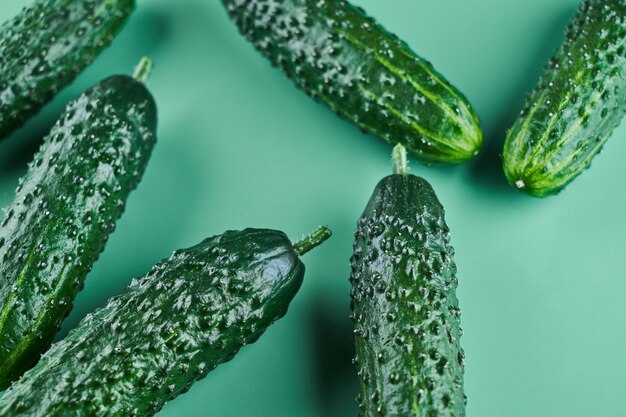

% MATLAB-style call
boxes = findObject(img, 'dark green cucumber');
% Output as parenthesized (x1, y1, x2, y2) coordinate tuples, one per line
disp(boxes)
(503, 0, 626, 197)
(222, 0, 482, 164)
(0, 60, 157, 389)
(0, 226, 331, 416)
(350, 145, 465, 416)
(0, 0, 134, 140)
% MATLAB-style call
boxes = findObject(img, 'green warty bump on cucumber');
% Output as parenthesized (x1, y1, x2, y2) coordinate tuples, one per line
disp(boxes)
(0, 59, 157, 389)
(503, 0, 626, 197)
(350, 145, 465, 416)
(222, 0, 482, 164)
(0, 0, 134, 140)
(0, 227, 331, 416)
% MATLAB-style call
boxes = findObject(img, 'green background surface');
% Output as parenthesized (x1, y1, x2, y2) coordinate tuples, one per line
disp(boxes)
(1, 0, 625, 416)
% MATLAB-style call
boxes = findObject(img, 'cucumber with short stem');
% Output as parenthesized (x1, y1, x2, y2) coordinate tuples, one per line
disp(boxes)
(0, 0, 134, 140)
(0, 226, 331, 417)
(350, 145, 465, 416)
(502, 0, 626, 197)
(222, 0, 482, 164)
(0, 58, 157, 389)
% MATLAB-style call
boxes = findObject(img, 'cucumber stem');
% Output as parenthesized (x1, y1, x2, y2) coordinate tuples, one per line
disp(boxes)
(133, 57, 153, 83)
(392, 144, 408, 175)
(293, 226, 332, 256)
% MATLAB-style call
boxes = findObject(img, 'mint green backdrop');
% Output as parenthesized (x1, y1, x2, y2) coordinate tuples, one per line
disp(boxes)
(1, 1, 625, 416)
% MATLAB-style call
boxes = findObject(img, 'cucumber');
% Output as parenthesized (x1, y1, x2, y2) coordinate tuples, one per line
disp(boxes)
(0, 226, 331, 416)
(222, 0, 482, 164)
(0, 0, 134, 140)
(502, 0, 626, 197)
(350, 145, 465, 416)
(0, 59, 157, 389)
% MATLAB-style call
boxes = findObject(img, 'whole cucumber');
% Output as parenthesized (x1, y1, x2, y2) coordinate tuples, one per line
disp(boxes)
(0, 227, 331, 416)
(222, 0, 482, 164)
(350, 145, 465, 416)
(0, 59, 157, 389)
(0, 0, 134, 140)
(502, 0, 626, 197)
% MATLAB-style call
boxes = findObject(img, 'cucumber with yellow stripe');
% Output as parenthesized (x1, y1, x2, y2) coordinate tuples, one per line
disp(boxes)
(503, 0, 626, 197)
(222, 0, 482, 164)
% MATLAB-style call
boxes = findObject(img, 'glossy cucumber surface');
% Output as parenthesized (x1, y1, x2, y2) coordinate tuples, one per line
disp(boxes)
(350, 147, 465, 416)
(0, 227, 331, 417)
(503, 0, 626, 197)
(0, 74, 157, 388)
(0, 0, 134, 140)
(222, 0, 482, 164)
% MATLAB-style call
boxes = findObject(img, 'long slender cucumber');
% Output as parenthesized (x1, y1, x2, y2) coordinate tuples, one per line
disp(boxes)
(0, 227, 331, 416)
(222, 0, 482, 164)
(350, 145, 465, 416)
(0, 59, 157, 388)
(502, 0, 626, 197)
(0, 0, 134, 140)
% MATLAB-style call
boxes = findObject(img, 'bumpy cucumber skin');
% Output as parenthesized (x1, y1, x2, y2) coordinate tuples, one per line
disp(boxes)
(0, 0, 134, 140)
(0, 76, 157, 389)
(0, 229, 305, 417)
(222, 0, 482, 164)
(503, 0, 626, 197)
(350, 175, 465, 416)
